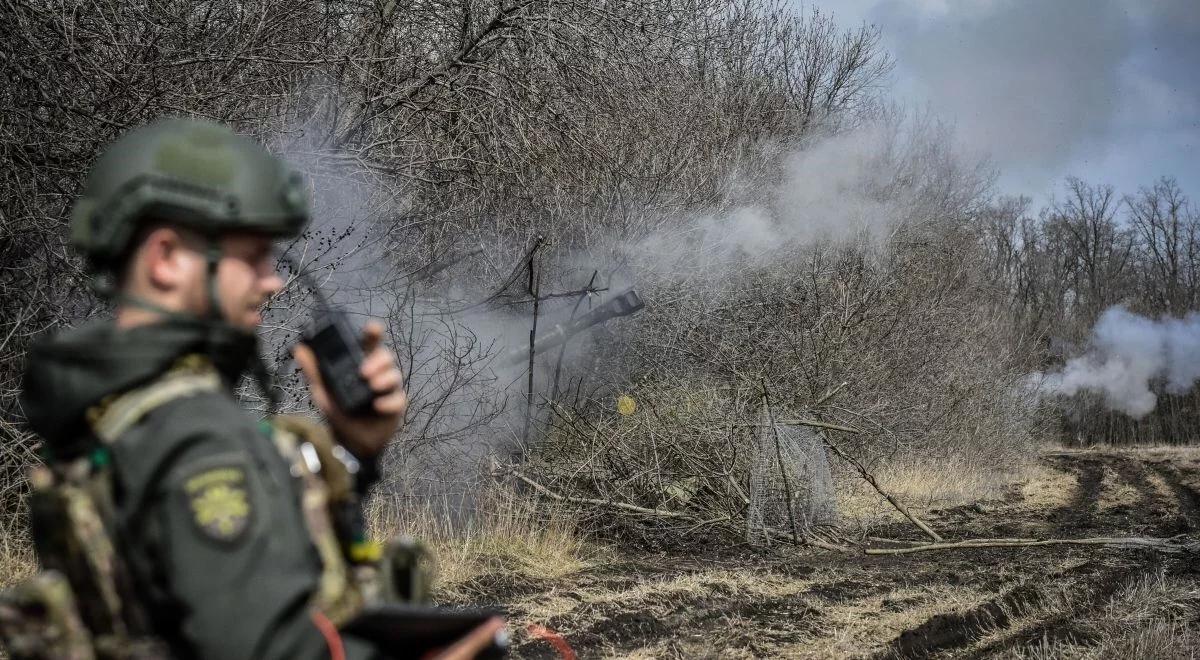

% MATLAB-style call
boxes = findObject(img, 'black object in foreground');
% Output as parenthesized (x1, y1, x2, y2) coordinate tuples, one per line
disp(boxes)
(303, 307, 377, 416)
(285, 254, 379, 417)
(342, 604, 508, 658)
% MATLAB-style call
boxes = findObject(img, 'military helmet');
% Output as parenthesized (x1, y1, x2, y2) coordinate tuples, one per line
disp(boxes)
(70, 117, 310, 270)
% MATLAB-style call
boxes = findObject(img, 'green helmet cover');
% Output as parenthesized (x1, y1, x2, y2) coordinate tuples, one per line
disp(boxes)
(70, 117, 310, 270)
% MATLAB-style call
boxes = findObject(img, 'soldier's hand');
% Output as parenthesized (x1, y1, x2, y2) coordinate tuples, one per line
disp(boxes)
(293, 321, 406, 459)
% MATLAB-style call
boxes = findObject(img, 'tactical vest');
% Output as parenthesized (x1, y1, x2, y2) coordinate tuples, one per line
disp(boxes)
(0, 356, 429, 659)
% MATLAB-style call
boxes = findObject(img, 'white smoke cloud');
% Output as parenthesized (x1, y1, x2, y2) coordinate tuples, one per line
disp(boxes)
(260, 101, 982, 484)
(626, 119, 956, 280)
(1031, 306, 1200, 417)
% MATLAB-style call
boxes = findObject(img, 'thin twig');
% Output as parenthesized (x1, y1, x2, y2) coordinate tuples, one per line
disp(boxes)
(784, 419, 862, 434)
(703, 419, 863, 434)
(814, 381, 849, 406)
(818, 431, 944, 543)
(502, 465, 691, 518)
(866, 536, 1200, 556)
(761, 526, 856, 553)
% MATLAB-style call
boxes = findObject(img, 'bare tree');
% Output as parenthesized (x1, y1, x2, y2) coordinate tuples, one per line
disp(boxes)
(1127, 177, 1200, 315)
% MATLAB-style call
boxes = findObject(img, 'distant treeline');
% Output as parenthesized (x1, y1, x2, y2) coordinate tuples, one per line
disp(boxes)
(979, 176, 1200, 445)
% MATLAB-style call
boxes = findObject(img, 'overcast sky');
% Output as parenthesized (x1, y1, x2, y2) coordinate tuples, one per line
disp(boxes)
(825, 0, 1200, 203)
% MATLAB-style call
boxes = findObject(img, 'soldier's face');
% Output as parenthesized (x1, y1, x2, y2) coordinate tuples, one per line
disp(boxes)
(212, 233, 285, 331)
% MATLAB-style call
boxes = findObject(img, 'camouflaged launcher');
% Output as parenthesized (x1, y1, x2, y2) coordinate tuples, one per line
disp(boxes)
(506, 289, 645, 366)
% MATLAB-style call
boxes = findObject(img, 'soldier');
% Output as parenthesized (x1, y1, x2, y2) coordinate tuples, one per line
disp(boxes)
(13, 118, 503, 659)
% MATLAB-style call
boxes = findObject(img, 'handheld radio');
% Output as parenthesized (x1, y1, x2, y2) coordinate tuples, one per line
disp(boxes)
(302, 306, 377, 416)
(287, 258, 378, 417)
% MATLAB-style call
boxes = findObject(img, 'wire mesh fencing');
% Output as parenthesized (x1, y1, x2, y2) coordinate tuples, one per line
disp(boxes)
(747, 414, 837, 544)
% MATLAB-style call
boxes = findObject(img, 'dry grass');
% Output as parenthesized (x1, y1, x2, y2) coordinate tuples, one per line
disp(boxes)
(1003, 567, 1200, 659)
(581, 568, 811, 608)
(0, 534, 34, 591)
(513, 567, 819, 658)
(796, 582, 1001, 658)
(836, 453, 1035, 525)
(1096, 467, 1141, 511)
(514, 565, 815, 626)
(1075, 445, 1200, 460)
(1090, 568, 1200, 658)
(1015, 462, 1078, 511)
(366, 485, 593, 599)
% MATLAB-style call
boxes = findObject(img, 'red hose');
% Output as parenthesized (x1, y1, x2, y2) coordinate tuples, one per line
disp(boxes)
(527, 623, 575, 660)
(311, 610, 346, 660)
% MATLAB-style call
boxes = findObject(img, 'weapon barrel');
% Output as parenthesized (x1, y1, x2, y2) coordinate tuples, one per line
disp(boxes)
(409, 244, 484, 282)
(506, 289, 644, 366)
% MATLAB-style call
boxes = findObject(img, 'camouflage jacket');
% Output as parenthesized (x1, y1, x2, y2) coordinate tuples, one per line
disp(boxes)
(20, 319, 382, 660)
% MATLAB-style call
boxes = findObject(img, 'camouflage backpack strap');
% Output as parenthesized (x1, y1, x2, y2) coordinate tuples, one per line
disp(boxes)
(63, 353, 221, 636)
(29, 462, 127, 636)
(88, 355, 221, 444)
(266, 415, 367, 625)
(0, 571, 94, 660)
(61, 355, 217, 647)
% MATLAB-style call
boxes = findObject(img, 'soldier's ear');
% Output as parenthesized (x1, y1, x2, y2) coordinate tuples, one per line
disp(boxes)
(141, 226, 203, 292)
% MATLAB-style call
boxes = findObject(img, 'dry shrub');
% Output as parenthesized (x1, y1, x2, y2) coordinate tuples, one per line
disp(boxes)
(366, 485, 590, 598)
(526, 383, 756, 541)
(0, 535, 35, 592)
(523, 219, 1046, 544)
(529, 372, 1035, 544)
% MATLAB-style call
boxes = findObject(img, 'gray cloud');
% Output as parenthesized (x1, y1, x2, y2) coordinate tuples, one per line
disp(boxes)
(825, 0, 1200, 197)
(875, 0, 1130, 173)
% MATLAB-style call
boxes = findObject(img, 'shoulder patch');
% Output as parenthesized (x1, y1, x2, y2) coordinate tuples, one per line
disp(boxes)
(183, 465, 253, 543)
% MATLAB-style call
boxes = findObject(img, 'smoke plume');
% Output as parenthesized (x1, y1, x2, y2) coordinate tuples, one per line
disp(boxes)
(1031, 306, 1200, 417)
(622, 117, 970, 284)
(263, 102, 984, 487)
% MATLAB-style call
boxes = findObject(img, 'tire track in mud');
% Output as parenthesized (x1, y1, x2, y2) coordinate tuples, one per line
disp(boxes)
(1044, 452, 1191, 534)
(1094, 453, 1181, 534)
(877, 452, 1177, 659)
(1145, 460, 1200, 533)
(1044, 454, 1105, 530)
(874, 559, 1142, 659)
(874, 582, 1048, 659)
(962, 559, 1156, 659)
(1101, 454, 1157, 504)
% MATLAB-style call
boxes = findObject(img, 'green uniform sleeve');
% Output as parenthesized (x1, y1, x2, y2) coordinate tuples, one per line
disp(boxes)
(148, 434, 380, 660)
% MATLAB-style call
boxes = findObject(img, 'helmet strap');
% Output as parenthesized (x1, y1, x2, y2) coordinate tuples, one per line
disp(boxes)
(94, 236, 225, 324)
(88, 270, 178, 321)
(111, 291, 197, 323)
(204, 237, 223, 322)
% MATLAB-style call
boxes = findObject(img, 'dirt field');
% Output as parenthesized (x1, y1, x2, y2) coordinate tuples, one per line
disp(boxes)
(445, 448, 1200, 658)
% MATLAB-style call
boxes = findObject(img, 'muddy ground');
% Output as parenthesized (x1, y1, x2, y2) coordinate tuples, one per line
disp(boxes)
(444, 448, 1200, 658)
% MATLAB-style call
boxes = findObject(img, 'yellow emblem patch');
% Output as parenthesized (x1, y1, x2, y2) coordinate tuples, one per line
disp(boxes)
(185, 466, 252, 542)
